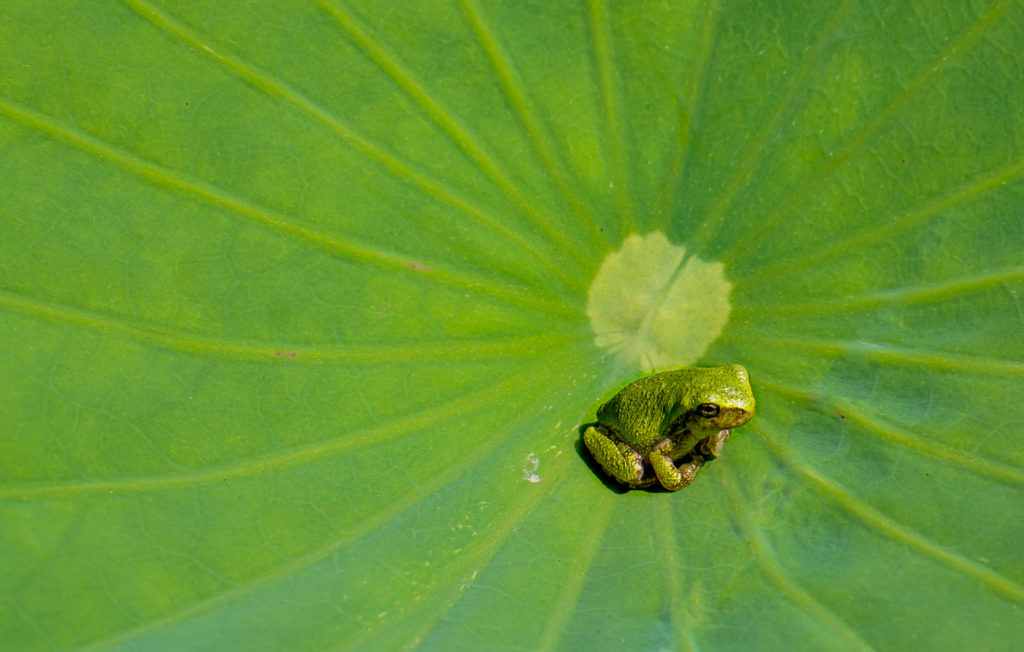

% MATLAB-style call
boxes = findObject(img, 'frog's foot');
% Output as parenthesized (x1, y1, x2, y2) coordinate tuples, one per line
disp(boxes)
(650, 445, 706, 491)
(583, 425, 645, 488)
(699, 429, 731, 458)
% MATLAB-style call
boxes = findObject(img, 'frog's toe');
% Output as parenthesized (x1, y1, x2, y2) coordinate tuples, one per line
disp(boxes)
(701, 430, 731, 458)
(617, 445, 646, 486)
(628, 472, 659, 489)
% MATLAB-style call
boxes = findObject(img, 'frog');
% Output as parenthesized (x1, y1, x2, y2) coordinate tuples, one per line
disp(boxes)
(583, 364, 755, 491)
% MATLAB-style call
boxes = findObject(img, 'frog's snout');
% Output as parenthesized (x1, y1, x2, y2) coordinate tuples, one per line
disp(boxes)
(729, 405, 754, 427)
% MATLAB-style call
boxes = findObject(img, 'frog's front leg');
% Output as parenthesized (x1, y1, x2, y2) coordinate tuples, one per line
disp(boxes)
(584, 425, 653, 488)
(699, 429, 731, 458)
(650, 443, 706, 491)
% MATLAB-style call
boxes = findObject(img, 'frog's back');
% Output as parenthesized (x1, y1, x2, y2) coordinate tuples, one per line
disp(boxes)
(597, 368, 703, 439)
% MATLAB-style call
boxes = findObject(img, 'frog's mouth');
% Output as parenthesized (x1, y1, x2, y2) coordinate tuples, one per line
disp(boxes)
(714, 406, 753, 430)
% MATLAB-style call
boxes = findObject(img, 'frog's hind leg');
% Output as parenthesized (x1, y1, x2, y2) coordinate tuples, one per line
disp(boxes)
(583, 426, 647, 488)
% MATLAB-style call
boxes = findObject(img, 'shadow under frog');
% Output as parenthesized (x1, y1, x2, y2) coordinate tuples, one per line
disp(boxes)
(578, 365, 755, 491)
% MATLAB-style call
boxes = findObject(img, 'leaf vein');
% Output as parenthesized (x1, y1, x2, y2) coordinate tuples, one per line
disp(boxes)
(756, 377, 1024, 488)
(537, 494, 615, 651)
(314, 0, 590, 278)
(0, 287, 573, 363)
(734, 265, 1024, 315)
(458, 0, 608, 251)
(77, 370, 572, 651)
(586, 0, 633, 237)
(720, 0, 1020, 265)
(118, 0, 581, 303)
(0, 373, 545, 499)
(0, 97, 569, 314)
(758, 422, 1024, 605)
(687, 0, 860, 253)
(719, 466, 876, 651)
(726, 334, 1024, 376)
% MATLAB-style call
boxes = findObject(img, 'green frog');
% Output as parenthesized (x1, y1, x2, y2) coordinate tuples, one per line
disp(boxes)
(583, 364, 755, 490)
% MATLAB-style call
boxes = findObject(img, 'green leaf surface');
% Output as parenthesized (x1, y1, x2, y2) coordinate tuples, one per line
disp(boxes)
(2, 0, 1022, 649)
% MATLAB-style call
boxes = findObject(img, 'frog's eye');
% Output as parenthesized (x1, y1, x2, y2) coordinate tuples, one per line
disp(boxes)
(698, 403, 720, 419)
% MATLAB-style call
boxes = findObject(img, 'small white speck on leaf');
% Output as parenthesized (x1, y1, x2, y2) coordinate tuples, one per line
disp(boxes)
(522, 452, 541, 483)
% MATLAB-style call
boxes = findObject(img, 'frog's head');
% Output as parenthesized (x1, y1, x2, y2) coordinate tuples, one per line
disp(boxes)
(690, 364, 756, 430)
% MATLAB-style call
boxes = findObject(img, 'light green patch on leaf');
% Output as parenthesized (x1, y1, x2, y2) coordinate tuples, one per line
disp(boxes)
(587, 231, 732, 370)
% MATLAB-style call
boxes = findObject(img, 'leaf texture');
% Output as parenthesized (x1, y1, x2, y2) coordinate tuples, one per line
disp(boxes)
(1, 0, 1022, 649)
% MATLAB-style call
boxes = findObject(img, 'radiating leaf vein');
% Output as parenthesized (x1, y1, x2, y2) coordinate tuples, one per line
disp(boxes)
(734, 265, 1024, 314)
(654, 499, 697, 651)
(720, 0, 1020, 265)
(758, 421, 1024, 604)
(687, 0, 860, 254)
(727, 334, 1024, 376)
(718, 466, 875, 651)
(757, 377, 1024, 488)
(118, 0, 583, 303)
(0, 371, 547, 499)
(353, 445, 579, 651)
(753, 156, 1024, 282)
(314, 0, 590, 277)
(537, 493, 615, 652)
(657, 0, 720, 221)
(0, 288, 575, 363)
(586, 0, 633, 236)
(79, 369, 571, 651)
(0, 97, 572, 314)
(458, 0, 608, 251)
